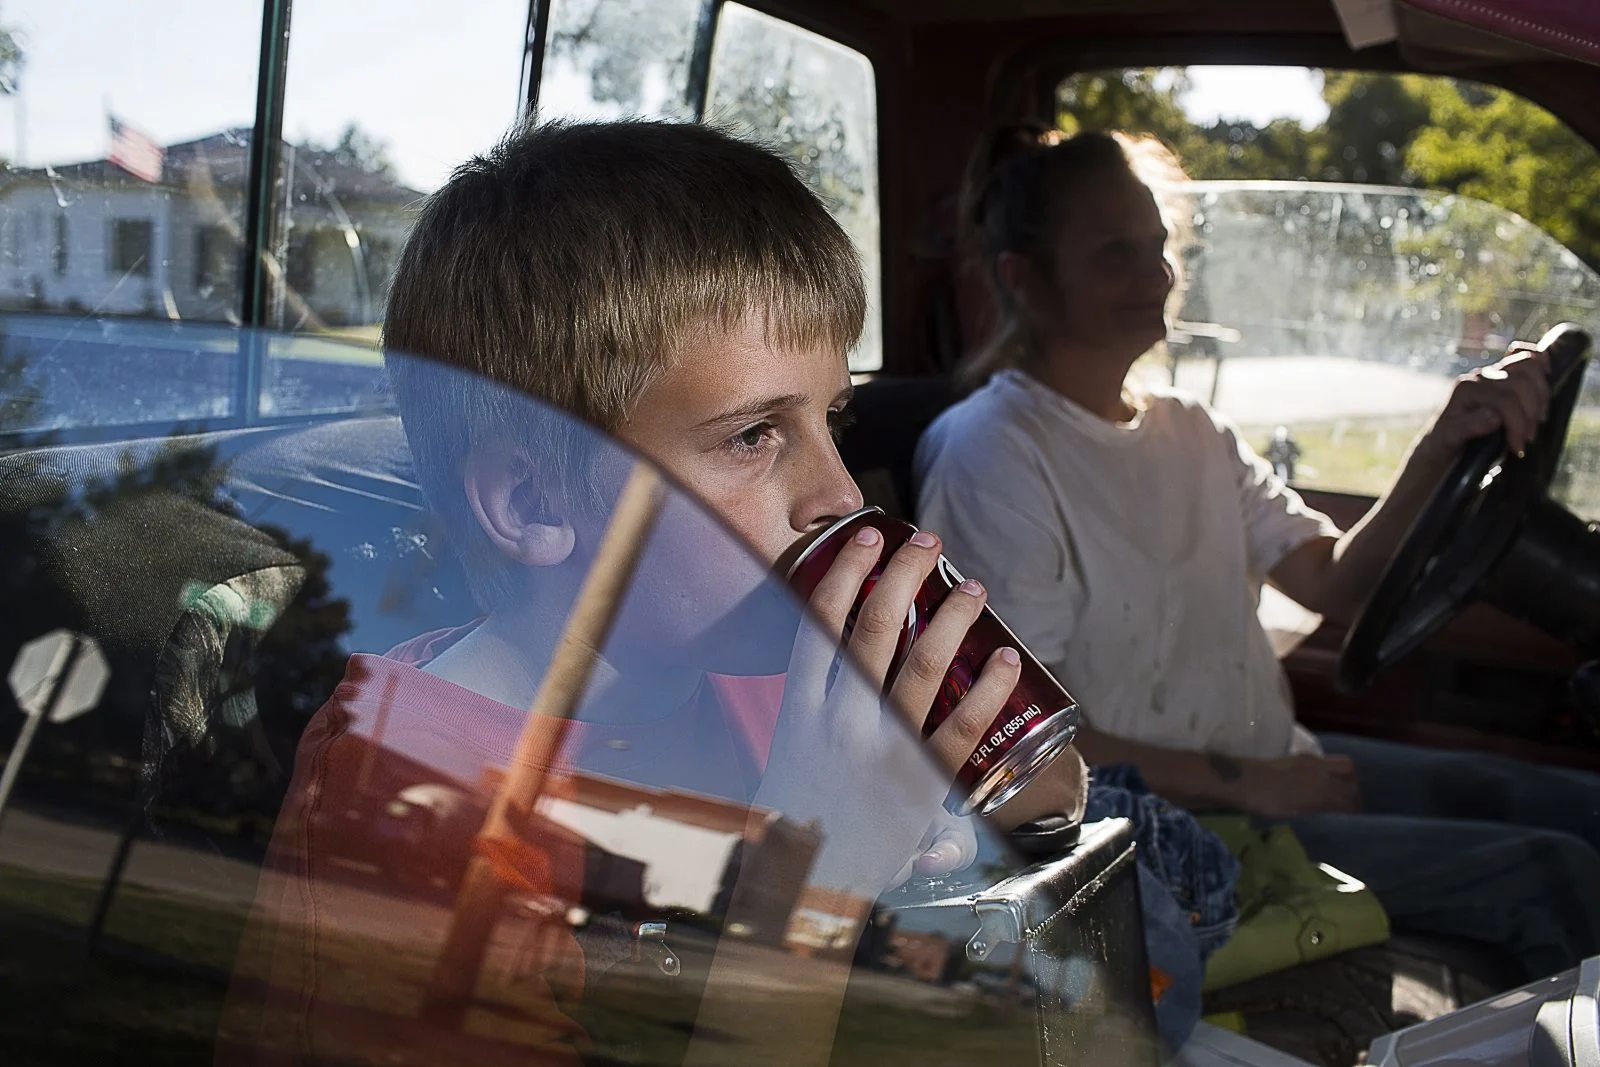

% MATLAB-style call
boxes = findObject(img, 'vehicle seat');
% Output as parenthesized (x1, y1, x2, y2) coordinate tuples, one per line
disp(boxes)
(834, 375, 960, 519)
(0, 434, 311, 821)
(0, 414, 474, 841)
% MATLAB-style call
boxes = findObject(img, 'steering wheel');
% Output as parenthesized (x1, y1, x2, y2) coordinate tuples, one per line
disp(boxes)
(1338, 323, 1594, 694)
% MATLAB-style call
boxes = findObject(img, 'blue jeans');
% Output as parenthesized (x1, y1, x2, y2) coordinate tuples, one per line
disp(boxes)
(1289, 733, 1600, 982)
(1087, 767, 1238, 1054)
(1137, 865, 1203, 1056)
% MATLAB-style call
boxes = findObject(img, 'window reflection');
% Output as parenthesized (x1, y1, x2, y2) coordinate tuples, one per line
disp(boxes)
(537, 0, 701, 122)
(0, 328, 1157, 1066)
(0, 0, 260, 324)
(266, 0, 528, 416)
(706, 5, 883, 373)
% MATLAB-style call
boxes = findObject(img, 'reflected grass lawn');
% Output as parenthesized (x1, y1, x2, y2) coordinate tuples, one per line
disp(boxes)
(0, 863, 241, 1067)
(1, 863, 1036, 1066)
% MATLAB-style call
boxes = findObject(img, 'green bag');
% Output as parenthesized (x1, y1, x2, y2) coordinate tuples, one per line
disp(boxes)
(1198, 816, 1390, 992)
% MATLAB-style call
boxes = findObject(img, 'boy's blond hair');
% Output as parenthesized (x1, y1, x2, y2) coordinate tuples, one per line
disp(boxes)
(383, 119, 865, 606)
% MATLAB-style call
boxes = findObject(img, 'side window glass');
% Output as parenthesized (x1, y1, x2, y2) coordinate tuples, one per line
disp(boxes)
(268, 0, 529, 417)
(1056, 67, 1600, 517)
(538, 0, 702, 121)
(0, 8, 259, 325)
(2, 333, 1099, 1066)
(0, 4, 262, 436)
(706, 4, 883, 372)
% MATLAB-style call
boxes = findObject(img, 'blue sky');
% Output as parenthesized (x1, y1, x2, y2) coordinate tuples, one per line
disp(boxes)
(0, 0, 1329, 192)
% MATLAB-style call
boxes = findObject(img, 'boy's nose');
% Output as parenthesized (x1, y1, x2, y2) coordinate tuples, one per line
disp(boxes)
(796, 448, 864, 532)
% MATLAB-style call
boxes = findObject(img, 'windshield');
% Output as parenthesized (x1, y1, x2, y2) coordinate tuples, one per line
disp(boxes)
(1150, 181, 1600, 516)
(0, 319, 1135, 1066)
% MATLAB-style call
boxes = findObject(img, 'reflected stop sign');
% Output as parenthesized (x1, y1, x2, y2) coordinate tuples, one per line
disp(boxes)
(9, 629, 109, 721)
(1, 630, 110, 824)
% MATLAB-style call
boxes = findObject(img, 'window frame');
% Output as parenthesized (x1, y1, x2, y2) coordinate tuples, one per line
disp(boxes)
(526, 0, 890, 372)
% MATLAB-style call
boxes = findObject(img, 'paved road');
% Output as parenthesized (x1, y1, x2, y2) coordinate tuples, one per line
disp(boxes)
(1162, 354, 1455, 426)
(0, 806, 263, 908)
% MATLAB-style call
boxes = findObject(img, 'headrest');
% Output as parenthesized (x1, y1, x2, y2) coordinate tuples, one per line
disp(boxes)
(0, 448, 300, 662)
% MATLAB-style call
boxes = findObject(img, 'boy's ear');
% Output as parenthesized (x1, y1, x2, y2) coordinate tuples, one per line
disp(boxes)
(462, 449, 576, 568)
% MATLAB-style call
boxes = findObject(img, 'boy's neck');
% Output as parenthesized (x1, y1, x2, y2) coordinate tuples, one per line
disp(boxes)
(423, 611, 705, 725)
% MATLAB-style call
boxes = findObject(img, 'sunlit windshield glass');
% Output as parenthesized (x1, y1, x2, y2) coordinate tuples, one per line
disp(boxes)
(1147, 182, 1600, 515)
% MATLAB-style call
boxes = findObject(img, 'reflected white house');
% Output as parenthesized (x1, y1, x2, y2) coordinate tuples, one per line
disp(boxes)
(0, 129, 421, 328)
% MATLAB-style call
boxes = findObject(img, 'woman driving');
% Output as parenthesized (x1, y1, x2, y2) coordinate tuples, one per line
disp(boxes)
(916, 121, 1600, 982)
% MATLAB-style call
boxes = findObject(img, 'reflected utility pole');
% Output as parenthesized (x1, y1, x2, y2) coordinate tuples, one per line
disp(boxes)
(422, 463, 666, 1028)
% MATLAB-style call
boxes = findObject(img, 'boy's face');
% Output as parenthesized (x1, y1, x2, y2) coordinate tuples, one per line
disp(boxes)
(617, 315, 864, 566)
(470, 314, 862, 677)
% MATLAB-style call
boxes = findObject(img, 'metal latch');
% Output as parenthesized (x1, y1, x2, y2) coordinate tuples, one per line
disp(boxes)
(633, 921, 681, 976)
(967, 898, 1027, 962)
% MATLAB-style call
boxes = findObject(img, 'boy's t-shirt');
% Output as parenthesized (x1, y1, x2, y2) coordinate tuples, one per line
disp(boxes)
(218, 623, 782, 1066)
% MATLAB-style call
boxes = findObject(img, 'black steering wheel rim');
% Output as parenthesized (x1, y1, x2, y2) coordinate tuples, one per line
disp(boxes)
(1337, 323, 1593, 695)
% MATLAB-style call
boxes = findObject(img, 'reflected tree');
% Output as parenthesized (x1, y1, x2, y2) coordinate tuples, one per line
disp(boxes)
(546, 1, 867, 214)
(0, 24, 21, 97)
(319, 123, 398, 181)
(708, 36, 867, 213)
(545, 0, 697, 120)
(0, 432, 351, 840)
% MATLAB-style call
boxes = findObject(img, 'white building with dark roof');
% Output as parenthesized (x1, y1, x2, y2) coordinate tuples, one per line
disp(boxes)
(0, 129, 422, 328)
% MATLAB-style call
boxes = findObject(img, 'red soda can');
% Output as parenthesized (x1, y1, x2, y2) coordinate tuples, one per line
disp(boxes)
(786, 507, 1081, 816)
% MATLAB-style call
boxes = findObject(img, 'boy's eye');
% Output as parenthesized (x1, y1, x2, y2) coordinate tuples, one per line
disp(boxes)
(828, 406, 857, 442)
(725, 421, 780, 456)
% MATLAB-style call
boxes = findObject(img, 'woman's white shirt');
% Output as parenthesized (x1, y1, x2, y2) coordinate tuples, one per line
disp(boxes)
(915, 369, 1338, 759)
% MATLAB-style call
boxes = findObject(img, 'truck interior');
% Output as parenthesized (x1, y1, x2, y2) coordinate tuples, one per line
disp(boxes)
(3, 1, 1600, 1066)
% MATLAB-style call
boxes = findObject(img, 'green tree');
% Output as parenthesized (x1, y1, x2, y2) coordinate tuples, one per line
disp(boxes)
(1404, 80, 1600, 272)
(1057, 69, 1193, 146)
(1319, 71, 1431, 185)
(1184, 118, 1320, 181)
(1057, 70, 1316, 182)
(320, 123, 398, 180)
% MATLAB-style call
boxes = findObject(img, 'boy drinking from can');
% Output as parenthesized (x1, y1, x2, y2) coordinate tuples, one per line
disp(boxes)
(220, 119, 1088, 1067)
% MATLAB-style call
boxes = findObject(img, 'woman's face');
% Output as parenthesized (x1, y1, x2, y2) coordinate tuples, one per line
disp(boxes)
(1033, 167, 1175, 367)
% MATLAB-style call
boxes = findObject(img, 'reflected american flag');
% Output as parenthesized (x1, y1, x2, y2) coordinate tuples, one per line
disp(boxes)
(108, 116, 164, 183)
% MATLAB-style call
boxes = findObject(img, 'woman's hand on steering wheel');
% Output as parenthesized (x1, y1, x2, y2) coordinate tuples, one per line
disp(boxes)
(1420, 344, 1552, 462)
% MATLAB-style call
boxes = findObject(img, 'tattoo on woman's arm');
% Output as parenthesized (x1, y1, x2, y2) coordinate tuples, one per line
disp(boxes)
(1208, 754, 1243, 783)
